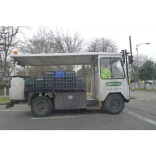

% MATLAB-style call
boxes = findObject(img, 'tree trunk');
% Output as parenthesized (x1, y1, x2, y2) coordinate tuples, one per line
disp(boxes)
(4, 49, 8, 77)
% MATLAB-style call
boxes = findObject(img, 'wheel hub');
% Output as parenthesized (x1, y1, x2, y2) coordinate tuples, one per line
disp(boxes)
(36, 101, 47, 112)
(39, 105, 44, 110)
(110, 99, 120, 109)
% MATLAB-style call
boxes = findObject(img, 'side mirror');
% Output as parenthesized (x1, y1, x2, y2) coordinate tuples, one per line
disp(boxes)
(120, 50, 125, 64)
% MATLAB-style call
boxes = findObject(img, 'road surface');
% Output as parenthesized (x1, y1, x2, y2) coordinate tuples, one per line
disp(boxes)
(0, 90, 156, 130)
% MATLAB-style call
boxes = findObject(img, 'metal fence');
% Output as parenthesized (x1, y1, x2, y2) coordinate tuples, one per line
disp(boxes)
(0, 89, 9, 96)
(133, 82, 156, 90)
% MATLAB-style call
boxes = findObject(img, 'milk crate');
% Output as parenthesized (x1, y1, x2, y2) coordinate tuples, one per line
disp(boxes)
(45, 74, 55, 78)
(25, 78, 35, 85)
(35, 84, 44, 90)
(54, 78, 65, 84)
(55, 71, 66, 78)
(45, 71, 55, 75)
(36, 78, 44, 84)
(44, 71, 55, 78)
(66, 83, 76, 89)
(55, 84, 66, 90)
(66, 71, 76, 77)
(65, 77, 76, 83)
(45, 78, 55, 84)
(45, 84, 55, 89)
(76, 83, 86, 89)
(76, 77, 85, 83)
(25, 85, 34, 90)
(35, 78, 44, 89)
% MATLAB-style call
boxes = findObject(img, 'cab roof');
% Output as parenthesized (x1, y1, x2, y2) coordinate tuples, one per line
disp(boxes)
(10, 52, 121, 67)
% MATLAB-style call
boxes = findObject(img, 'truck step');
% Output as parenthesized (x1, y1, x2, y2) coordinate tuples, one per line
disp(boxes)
(86, 102, 100, 110)
(86, 97, 98, 106)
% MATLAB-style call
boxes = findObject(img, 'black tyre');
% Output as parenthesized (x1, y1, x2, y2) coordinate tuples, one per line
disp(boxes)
(31, 96, 53, 117)
(104, 94, 125, 114)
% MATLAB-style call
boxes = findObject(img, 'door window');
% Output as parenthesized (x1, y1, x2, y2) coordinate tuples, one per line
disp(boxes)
(100, 58, 125, 79)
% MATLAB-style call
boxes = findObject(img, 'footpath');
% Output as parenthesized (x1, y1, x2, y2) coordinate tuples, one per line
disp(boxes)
(130, 90, 156, 100)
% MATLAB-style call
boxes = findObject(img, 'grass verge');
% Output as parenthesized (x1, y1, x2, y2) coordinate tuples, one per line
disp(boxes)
(135, 88, 156, 92)
(0, 97, 10, 104)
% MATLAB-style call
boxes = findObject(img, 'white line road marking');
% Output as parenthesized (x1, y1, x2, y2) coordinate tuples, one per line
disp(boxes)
(31, 114, 102, 120)
(0, 104, 28, 106)
(126, 111, 156, 126)
(14, 105, 28, 106)
(0, 109, 30, 112)
(0, 110, 21, 111)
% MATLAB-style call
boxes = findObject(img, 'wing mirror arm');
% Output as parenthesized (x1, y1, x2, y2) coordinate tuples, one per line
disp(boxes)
(121, 61, 125, 66)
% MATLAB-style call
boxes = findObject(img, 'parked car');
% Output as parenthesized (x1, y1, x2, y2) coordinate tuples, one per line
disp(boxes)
(145, 80, 155, 84)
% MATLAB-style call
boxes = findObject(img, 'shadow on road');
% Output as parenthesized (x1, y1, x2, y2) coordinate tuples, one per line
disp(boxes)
(45, 109, 118, 117)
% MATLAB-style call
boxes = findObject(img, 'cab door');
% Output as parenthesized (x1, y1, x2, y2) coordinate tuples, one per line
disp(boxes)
(98, 57, 126, 102)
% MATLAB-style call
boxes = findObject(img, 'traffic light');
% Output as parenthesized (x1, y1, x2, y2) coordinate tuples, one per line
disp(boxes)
(121, 50, 125, 63)
(128, 55, 133, 64)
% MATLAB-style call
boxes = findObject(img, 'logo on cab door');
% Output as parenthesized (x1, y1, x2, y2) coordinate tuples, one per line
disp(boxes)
(105, 82, 122, 86)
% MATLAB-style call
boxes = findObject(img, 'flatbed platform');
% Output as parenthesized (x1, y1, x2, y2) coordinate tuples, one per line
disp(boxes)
(25, 89, 86, 92)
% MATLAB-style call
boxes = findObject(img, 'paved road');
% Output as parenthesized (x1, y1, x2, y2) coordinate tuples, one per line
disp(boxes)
(0, 90, 156, 130)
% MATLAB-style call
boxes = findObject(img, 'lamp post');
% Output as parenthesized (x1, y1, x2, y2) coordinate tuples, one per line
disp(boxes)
(136, 43, 150, 87)
(136, 43, 150, 68)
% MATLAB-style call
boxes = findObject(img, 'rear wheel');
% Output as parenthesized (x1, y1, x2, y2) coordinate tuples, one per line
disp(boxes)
(31, 96, 53, 117)
(104, 94, 125, 114)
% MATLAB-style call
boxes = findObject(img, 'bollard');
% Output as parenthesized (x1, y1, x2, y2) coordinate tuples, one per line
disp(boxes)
(4, 87, 6, 97)
(146, 83, 149, 90)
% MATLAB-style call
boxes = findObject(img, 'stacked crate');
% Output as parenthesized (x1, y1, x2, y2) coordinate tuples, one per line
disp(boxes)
(65, 71, 76, 89)
(54, 71, 66, 89)
(66, 71, 76, 77)
(65, 77, 76, 89)
(45, 71, 55, 89)
(55, 78, 66, 89)
(25, 78, 35, 90)
(76, 77, 86, 89)
(25, 71, 86, 91)
(35, 78, 44, 89)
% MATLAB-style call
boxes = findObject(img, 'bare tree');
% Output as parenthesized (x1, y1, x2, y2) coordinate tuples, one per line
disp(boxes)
(0, 26, 27, 77)
(20, 28, 55, 54)
(53, 30, 83, 53)
(87, 38, 118, 53)
(133, 54, 148, 67)
(20, 28, 84, 54)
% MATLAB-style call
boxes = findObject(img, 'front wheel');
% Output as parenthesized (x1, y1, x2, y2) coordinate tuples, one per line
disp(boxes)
(31, 96, 53, 117)
(103, 94, 125, 114)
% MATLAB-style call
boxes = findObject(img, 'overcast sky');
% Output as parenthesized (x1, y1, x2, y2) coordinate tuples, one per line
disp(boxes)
(2, 0, 156, 61)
